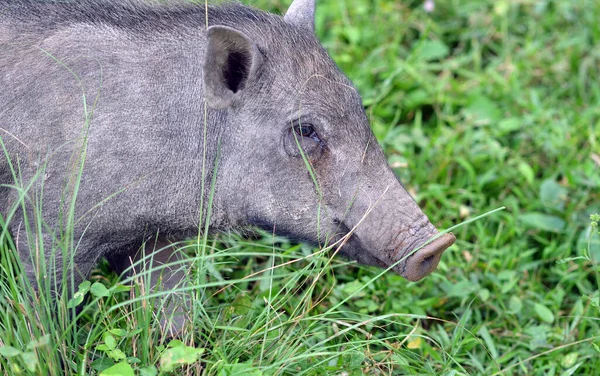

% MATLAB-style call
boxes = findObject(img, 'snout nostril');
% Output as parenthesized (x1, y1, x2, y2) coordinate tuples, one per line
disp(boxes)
(402, 233, 456, 282)
(416, 252, 440, 277)
(422, 254, 434, 265)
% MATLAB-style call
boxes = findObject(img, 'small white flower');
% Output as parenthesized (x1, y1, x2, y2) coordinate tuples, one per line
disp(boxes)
(424, 0, 435, 13)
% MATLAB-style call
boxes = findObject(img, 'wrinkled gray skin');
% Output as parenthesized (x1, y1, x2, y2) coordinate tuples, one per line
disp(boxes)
(0, 0, 455, 330)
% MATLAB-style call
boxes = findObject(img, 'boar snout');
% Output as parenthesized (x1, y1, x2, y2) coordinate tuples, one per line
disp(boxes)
(400, 232, 456, 281)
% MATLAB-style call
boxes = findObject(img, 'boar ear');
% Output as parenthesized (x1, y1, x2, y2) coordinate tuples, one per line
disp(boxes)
(203, 25, 262, 109)
(284, 0, 315, 33)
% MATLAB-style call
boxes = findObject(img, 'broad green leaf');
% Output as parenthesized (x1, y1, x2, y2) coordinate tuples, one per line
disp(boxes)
(103, 333, 116, 350)
(99, 361, 134, 376)
(91, 282, 110, 298)
(498, 270, 516, 280)
(540, 179, 567, 211)
(463, 96, 502, 125)
(113, 284, 132, 293)
(160, 342, 204, 372)
(67, 281, 91, 308)
(91, 357, 114, 373)
(218, 362, 263, 376)
(26, 334, 49, 350)
(525, 325, 549, 350)
(20, 351, 38, 372)
(78, 281, 92, 292)
(517, 161, 535, 185)
(139, 366, 158, 376)
(519, 212, 565, 232)
(232, 294, 252, 316)
(508, 296, 523, 314)
(534, 303, 555, 323)
(167, 340, 184, 348)
(341, 280, 366, 297)
(108, 349, 126, 362)
(561, 352, 579, 368)
(478, 288, 490, 302)
(0, 346, 21, 358)
(343, 350, 364, 367)
(407, 337, 422, 349)
(415, 40, 449, 62)
(497, 117, 522, 134)
(108, 329, 127, 337)
(67, 291, 85, 308)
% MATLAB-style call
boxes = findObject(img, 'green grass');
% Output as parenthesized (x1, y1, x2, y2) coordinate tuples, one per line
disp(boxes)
(1, 0, 600, 375)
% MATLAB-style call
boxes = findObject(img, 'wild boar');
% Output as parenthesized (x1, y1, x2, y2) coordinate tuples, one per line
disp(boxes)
(0, 0, 455, 311)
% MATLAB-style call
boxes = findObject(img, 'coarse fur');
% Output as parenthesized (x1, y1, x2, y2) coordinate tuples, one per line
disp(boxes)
(0, 0, 453, 328)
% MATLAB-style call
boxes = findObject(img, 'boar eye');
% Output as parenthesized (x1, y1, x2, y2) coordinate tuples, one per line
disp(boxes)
(294, 123, 320, 141)
(285, 122, 324, 159)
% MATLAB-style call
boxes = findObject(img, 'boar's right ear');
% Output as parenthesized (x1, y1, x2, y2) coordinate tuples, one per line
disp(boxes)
(203, 25, 262, 109)
(284, 0, 315, 33)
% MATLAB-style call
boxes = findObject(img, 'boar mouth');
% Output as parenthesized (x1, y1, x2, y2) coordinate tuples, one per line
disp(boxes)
(331, 220, 455, 281)
(329, 220, 388, 270)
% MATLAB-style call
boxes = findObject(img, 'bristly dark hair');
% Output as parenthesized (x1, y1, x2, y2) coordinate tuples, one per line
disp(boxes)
(0, 1, 282, 35)
(1, 0, 335, 84)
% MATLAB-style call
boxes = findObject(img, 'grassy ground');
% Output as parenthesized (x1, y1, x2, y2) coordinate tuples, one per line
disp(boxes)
(1, 0, 599, 375)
